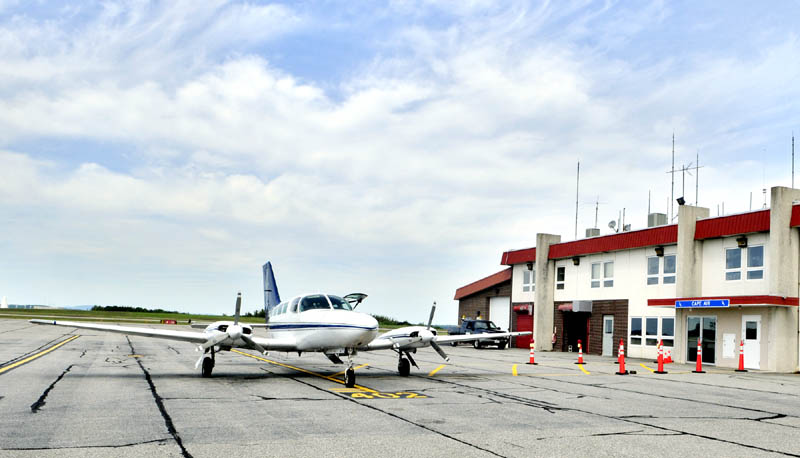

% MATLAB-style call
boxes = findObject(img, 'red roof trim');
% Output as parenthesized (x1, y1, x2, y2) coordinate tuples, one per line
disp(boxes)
(454, 268, 512, 300)
(792, 204, 800, 227)
(501, 247, 536, 265)
(694, 209, 770, 240)
(648, 295, 799, 307)
(548, 225, 677, 259)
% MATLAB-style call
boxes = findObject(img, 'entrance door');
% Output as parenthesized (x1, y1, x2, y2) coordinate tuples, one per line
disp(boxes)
(687, 316, 716, 364)
(602, 315, 614, 356)
(489, 296, 510, 332)
(515, 311, 533, 349)
(742, 315, 761, 369)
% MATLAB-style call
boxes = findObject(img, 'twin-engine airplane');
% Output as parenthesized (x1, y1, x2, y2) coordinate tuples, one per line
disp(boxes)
(31, 262, 529, 387)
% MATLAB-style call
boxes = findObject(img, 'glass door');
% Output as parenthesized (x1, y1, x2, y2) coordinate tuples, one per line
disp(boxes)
(687, 316, 716, 364)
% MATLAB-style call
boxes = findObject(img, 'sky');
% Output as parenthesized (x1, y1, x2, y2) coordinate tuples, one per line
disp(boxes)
(1, 1, 800, 322)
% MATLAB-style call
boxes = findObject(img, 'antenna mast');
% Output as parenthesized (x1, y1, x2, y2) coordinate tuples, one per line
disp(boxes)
(670, 133, 675, 221)
(575, 161, 580, 240)
(793, 132, 795, 188)
(695, 151, 700, 205)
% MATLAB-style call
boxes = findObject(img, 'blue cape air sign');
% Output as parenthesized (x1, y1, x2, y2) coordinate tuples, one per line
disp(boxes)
(675, 299, 730, 308)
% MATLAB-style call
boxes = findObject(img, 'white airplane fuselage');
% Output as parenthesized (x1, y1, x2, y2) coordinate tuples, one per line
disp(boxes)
(265, 308, 378, 351)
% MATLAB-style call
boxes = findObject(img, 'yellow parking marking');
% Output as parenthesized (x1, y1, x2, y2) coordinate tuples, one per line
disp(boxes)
(428, 364, 445, 376)
(525, 373, 583, 377)
(231, 349, 377, 393)
(639, 363, 655, 373)
(127, 354, 143, 358)
(512, 364, 518, 376)
(0, 335, 80, 375)
(331, 364, 369, 377)
(578, 364, 591, 375)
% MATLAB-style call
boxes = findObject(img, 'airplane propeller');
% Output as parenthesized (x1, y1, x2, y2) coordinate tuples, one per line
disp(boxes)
(194, 293, 267, 367)
(422, 301, 450, 362)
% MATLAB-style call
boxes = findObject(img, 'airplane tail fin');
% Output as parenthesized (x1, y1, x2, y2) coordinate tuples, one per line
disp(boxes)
(262, 262, 281, 321)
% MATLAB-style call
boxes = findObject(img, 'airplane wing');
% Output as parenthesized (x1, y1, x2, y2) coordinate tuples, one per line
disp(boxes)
(30, 319, 209, 343)
(30, 319, 299, 352)
(433, 331, 530, 345)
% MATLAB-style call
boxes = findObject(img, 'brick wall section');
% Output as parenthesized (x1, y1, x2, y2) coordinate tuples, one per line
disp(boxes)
(553, 300, 628, 356)
(588, 300, 628, 357)
(457, 280, 512, 324)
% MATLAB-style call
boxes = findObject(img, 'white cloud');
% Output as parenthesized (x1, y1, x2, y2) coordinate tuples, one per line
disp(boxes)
(1, 2, 799, 320)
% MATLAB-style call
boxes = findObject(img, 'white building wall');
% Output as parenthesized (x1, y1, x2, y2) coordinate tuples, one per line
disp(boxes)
(511, 263, 535, 304)
(700, 234, 770, 297)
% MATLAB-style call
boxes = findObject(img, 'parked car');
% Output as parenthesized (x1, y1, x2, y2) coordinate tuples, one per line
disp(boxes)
(449, 319, 508, 349)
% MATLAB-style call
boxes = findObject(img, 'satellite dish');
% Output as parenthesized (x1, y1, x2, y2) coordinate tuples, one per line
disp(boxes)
(608, 220, 616, 229)
(623, 224, 631, 232)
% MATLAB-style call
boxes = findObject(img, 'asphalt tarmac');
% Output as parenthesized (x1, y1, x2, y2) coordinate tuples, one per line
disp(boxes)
(1, 319, 799, 457)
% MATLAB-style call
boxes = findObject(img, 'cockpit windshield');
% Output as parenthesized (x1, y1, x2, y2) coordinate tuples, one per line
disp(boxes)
(300, 295, 331, 312)
(328, 295, 353, 311)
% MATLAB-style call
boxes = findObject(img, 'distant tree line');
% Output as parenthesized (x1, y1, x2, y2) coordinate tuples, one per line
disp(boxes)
(91, 305, 179, 314)
(244, 309, 266, 318)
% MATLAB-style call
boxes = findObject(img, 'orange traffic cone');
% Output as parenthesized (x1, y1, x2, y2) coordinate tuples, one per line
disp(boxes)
(574, 339, 585, 365)
(692, 338, 705, 373)
(735, 338, 748, 372)
(664, 349, 673, 364)
(527, 340, 537, 365)
(654, 340, 668, 374)
(615, 339, 628, 375)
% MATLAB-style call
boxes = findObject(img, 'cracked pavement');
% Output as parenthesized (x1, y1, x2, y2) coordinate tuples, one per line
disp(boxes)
(1, 319, 799, 457)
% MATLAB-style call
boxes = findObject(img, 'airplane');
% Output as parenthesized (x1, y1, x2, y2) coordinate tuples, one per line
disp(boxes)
(31, 262, 529, 387)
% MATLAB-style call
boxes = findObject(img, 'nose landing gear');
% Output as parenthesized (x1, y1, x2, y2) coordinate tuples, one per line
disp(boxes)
(201, 348, 216, 378)
(344, 349, 356, 388)
(397, 350, 417, 376)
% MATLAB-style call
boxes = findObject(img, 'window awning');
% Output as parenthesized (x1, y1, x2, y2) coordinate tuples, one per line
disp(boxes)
(558, 301, 592, 312)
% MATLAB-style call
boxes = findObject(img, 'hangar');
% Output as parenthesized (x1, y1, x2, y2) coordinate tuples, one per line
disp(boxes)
(455, 186, 800, 371)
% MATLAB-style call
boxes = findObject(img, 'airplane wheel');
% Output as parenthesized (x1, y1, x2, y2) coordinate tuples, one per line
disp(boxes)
(398, 357, 411, 377)
(344, 368, 355, 388)
(201, 357, 214, 378)
(473, 340, 482, 349)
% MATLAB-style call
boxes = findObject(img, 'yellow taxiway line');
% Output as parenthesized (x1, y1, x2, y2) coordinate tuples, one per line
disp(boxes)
(577, 364, 591, 375)
(428, 364, 445, 377)
(639, 363, 655, 373)
(332, 364, 369, 377)
(0, 335, 80, 376)
(511, 364, 518, 376)
(231, 349, 377, 393)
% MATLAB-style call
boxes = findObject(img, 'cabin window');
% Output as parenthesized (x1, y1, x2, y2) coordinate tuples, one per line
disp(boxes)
(243, 327, 252, 335)
(300, 295, 332, 312)
(328, 295, 353, 310)
(290, 297, 300, 312)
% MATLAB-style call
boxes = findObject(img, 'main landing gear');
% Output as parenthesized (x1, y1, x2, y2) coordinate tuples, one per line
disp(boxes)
(397, 350, 417, 377)
(201, 348, 216, 378)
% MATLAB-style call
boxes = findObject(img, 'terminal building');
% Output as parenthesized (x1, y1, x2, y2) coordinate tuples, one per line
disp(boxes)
(454, 186, 800, 372)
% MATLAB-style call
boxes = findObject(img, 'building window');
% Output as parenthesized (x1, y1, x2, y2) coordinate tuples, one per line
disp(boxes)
(591, 263, 601, 288)
(663, 255, 676, 284)
(647, 257, 659, 285)
(725, 248, 742, 280)
(647, 255, 676, 285)
(522, 269, 535, 292)
(747, 245, 764, 279)
(556, 266, 565, 290)
(726, 246, 764, 281)
(645, 317, 658, 346)
(630, 317, 642, 345)
(603, 261, 614, 287)
(592, 261, 614, 288)
(661, 317, 674, 347)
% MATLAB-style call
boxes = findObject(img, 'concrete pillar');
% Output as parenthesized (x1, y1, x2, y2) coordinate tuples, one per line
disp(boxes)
(534, 233, 561, 351)
(768, 186, 800, 297)
(767, 186, 800, 372)
(673, 204, 709, 363)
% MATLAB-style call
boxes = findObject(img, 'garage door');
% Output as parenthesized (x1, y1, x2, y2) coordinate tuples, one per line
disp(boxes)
(489, 296, 510, 332)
